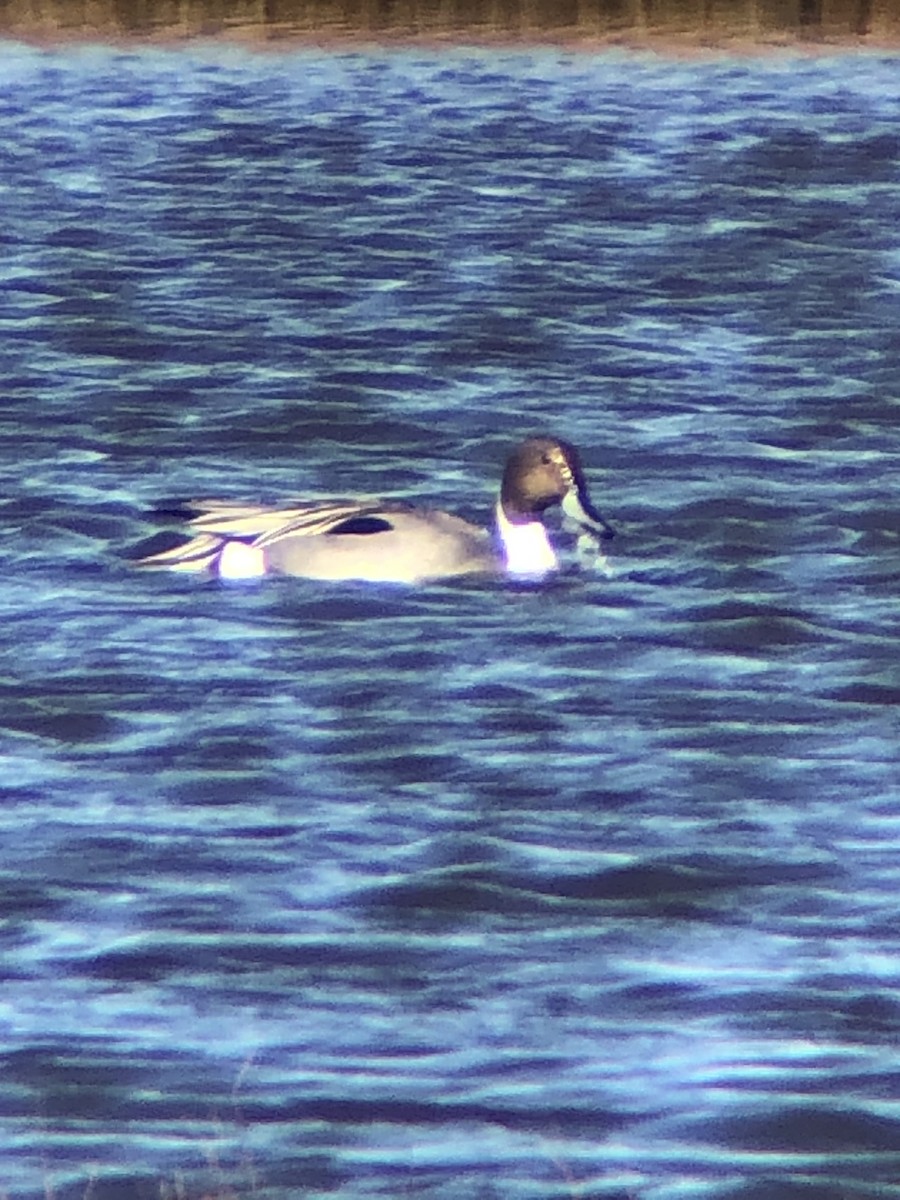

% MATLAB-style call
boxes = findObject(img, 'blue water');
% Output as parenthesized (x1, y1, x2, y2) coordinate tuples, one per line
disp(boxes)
(3, 39, 900, 1200)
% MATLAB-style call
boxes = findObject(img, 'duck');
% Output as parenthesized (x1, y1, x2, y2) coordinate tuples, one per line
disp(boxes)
(133, 435, 615, 584)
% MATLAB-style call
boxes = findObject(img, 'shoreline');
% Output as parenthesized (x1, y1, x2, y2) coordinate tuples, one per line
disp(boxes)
(2, 17, 899, 58)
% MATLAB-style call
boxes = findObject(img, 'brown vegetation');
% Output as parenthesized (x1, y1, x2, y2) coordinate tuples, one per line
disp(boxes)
(1, 0, 898, 50)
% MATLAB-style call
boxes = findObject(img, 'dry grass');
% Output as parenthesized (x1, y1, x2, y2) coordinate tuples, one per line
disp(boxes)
(1, 0, 899, 53)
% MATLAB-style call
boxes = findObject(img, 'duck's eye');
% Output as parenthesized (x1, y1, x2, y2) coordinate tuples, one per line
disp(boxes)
(541, 452, 553, 465)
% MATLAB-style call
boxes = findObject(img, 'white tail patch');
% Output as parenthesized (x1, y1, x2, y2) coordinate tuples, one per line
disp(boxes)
(217, 541, 267, 580)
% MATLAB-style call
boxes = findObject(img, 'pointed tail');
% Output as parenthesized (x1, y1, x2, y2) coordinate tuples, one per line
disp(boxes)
(131, 533, 225, 573)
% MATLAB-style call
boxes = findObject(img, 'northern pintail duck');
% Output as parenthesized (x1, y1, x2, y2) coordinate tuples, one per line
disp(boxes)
(134, 435, 614, 584)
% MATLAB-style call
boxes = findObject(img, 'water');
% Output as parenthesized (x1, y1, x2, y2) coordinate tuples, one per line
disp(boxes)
(2, 39, 900, 1200)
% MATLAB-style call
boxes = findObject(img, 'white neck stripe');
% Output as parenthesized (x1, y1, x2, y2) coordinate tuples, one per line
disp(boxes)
(495, 502, 558, 578)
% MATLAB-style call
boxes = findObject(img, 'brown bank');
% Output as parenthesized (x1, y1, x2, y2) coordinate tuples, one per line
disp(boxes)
(1, 0, 898, 52)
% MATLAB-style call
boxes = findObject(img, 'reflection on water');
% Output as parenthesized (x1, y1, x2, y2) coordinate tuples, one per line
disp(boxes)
(0, 0, 894, 44)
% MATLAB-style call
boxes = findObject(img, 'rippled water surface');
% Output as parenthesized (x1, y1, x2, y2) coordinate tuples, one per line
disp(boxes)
(3, 40, 900, 1200)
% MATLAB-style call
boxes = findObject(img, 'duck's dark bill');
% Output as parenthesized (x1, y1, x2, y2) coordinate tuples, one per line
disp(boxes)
(561, 488, 616, 541)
